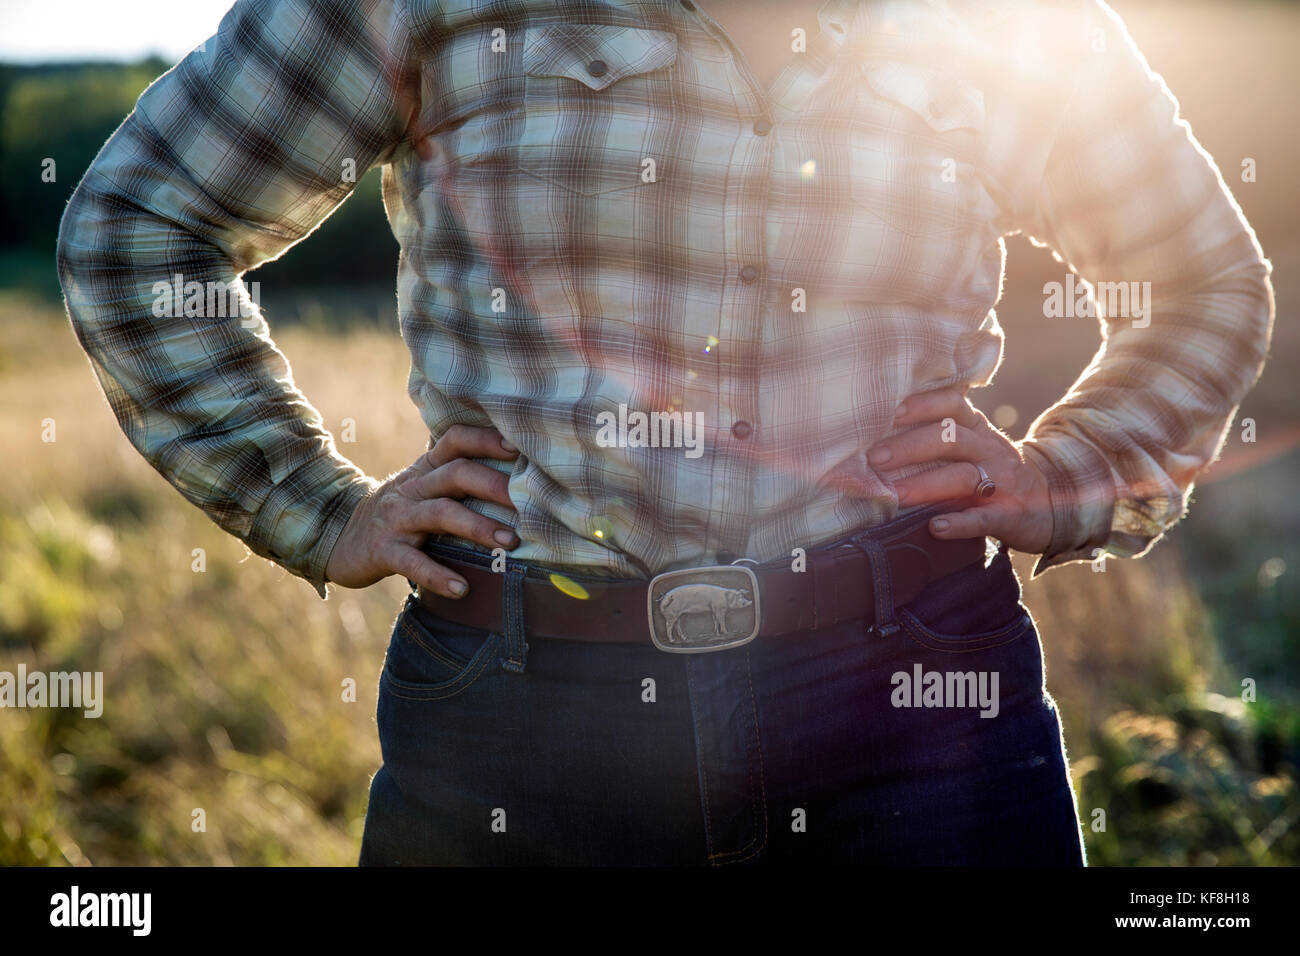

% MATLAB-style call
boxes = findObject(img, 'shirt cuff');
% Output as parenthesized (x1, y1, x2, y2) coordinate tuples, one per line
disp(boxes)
(247, 455, 378, 599)
(305, 476, 378, 598)
(1017, 434, 1117, 578)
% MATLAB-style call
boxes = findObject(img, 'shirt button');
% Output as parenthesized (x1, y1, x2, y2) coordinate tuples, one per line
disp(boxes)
(739, 265, 759, 283)
(928, 101, 944, 119)
(731, 420, 753, 439)
(587, 59, 609, 78)
(753, 118, 772, 135)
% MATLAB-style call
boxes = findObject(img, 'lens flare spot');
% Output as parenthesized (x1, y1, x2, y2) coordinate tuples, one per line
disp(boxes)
(549, 573, 590, 600)
(1259, 557, 1286, 588)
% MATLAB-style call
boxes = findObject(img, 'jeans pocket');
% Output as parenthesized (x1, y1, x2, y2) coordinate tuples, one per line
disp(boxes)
(896, 547, 1034, 653)
(899, 604, 1033, 653)
(381, 595, 502, 701)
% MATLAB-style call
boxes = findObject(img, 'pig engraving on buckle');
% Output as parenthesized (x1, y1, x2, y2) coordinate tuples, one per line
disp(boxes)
(646, 565, 761, 653)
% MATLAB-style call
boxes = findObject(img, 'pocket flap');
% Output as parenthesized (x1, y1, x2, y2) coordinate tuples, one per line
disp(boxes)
(523, 24, 678, 91)
(863, 61, 985, 134)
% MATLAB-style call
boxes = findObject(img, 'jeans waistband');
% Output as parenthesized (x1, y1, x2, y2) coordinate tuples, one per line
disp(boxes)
(813, 497, 967, 557)
(419, 497, 969, 583)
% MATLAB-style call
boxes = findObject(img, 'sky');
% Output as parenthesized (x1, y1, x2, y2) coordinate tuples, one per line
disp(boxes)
(0, 0, 238, 63)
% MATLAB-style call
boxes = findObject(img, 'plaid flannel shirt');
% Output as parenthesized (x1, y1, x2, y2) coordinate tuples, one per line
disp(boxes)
(57, 0, 1273, 597)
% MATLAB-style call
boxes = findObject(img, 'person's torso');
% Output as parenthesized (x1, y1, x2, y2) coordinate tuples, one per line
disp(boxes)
(384, 0, 1075, 577)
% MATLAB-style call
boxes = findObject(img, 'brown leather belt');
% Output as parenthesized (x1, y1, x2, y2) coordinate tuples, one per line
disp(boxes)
(415, 506, 987, 651)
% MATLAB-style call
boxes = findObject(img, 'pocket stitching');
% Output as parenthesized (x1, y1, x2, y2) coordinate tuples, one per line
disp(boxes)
(383, 613, 502, 699)
(861, 61, 985, 135)
(516, 25, 677, 197)
(382, 635, 501, 700)
(521, 24, 678, 90)
(397, 615, 470, 672)
(845, 63, 987, 238)
(898, 606, 1032, 653)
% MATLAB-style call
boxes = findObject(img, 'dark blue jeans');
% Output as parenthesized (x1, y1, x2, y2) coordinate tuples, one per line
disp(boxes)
(359, 504, 1086, 865)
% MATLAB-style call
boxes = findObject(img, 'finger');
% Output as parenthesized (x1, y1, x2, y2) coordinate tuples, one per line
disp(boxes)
(383, 542, 470, 598)
(392, 425, 518, 487)
(892, 385, 984, 429)
(894, 461, 990, 506)
(398, 458, 516, 510)
(388, 448, 440, 486)
(401, 496, 521, 551)
(868, 421, 990, 470)
(928, 503, 1009, 540)
(427, 424, 519, 470)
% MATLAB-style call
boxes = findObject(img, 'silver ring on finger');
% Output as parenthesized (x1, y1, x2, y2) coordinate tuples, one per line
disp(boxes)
(972, 463, 997, 498)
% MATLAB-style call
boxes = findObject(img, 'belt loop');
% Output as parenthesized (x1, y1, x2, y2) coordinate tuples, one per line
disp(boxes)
(501, 561, 529, 673)
(852, 534, 899, 639)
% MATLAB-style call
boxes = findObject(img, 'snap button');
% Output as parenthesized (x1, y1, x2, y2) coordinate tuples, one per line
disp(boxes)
(731, 420, 753, 439)
(739, 265, 759, 283)
(753, 118, 772, 135)
(587, 59, 609, 78)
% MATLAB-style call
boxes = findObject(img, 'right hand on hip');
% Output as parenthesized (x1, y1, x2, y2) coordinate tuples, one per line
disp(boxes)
(324, 425, 521, 597)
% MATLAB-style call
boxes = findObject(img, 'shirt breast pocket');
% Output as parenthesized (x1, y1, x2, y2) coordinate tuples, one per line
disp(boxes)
(517, 23, 678, 197)
(846, 60, 989, 239)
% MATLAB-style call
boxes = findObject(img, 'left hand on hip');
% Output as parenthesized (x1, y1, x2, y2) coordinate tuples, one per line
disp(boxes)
(866, 385, 1054, 555)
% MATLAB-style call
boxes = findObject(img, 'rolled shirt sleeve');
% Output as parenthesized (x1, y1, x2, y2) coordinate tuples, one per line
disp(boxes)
(1012, 0, 1274, 576)
(56, 0, 418, 596)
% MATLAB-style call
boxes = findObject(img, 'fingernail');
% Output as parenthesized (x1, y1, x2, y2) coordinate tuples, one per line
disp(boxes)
(894, 403, 908, 418)
(896, 487, 909, 505)
(448, 579, 467, 596)
(867, 447, 892, 465)
(931, 518, 949, 533)
(494, 529, 519, 547)
(500, 438, 518, 452)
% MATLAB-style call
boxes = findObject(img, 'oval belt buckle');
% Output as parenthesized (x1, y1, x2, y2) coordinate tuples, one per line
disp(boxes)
(646, 562, 761, 653)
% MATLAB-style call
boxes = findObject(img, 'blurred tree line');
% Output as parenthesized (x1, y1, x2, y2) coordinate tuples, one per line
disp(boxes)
(0, 59, 399, 304)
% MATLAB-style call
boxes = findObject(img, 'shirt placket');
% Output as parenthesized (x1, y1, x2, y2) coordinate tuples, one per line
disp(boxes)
(672, 1, 771, 564)
(675, 1, 852, 564)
